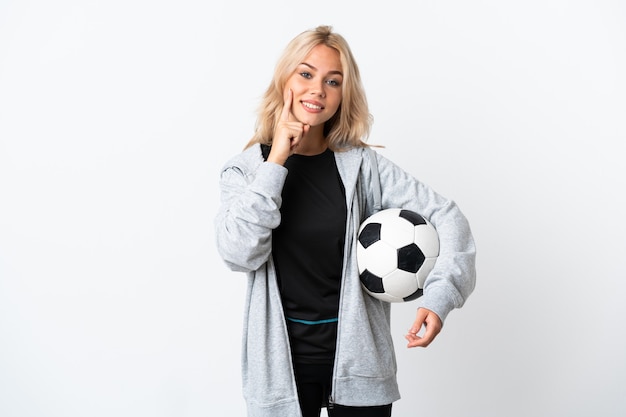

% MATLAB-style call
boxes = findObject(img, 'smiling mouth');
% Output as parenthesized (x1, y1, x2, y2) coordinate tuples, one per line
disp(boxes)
(302, 101, 324, 110)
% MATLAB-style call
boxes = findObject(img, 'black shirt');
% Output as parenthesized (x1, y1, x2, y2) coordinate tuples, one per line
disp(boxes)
(271, 148, 347, 364)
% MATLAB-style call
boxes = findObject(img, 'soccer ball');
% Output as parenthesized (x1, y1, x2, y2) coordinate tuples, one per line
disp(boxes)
(356, 208, 439, 303)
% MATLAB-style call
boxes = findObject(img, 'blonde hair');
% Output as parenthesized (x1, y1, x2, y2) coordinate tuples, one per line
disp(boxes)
(246, 25, 372, 150)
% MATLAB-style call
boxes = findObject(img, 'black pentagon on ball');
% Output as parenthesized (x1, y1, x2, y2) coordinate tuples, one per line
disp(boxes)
(399, 209, 427, 226)
(360, 269, 385, 293)
(397, 243, 425, 273)
(358, 222, 382, 249)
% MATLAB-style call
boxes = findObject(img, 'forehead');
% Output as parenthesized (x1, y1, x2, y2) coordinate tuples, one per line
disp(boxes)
(301, 44, 342, 71)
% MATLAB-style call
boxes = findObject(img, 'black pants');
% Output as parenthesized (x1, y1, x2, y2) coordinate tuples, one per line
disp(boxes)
(293, 363, 392, 417)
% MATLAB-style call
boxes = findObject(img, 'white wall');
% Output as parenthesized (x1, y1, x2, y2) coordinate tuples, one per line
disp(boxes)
(1, 1, 625, 416)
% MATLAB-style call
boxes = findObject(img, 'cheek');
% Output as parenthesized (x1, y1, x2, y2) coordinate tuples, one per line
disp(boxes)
(285, 76, 305, 93)
(328, 93, 343, 113)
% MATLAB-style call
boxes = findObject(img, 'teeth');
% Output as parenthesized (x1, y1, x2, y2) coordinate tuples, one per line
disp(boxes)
(303, 102, 322, 110)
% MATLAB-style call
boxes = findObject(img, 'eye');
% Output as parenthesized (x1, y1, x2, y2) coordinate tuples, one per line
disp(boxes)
(326, 79, 341, 87)
(299, 72, 312, 79)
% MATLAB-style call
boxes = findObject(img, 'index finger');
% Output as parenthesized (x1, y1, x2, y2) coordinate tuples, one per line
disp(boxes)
(408, 307, 428, 334)
(280, 88, 293, 121)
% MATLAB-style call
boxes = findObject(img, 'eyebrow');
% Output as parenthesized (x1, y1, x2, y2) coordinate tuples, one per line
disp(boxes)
(299, 62, 343, 76)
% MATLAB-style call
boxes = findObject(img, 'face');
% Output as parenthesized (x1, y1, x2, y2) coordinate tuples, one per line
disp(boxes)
(284, 44, 343, 128)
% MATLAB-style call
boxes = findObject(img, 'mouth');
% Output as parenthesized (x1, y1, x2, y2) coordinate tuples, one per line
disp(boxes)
(301, 100, 324, 111)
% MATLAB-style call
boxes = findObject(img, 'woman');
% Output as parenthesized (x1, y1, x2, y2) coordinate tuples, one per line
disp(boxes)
(215, 25, 476, 417)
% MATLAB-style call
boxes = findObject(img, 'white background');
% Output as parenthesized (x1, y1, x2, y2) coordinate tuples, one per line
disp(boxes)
(1, 1, 625, 416)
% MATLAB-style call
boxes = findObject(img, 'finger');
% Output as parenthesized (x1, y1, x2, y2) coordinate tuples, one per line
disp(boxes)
(419, 322, 438, 346)
(405, 330, 432, 348)
(405, 311, 427, 348)
(280, 88, 293, 122)
(408, 307, 428, 335)
(405, 333, 421, 348)
(406, 308, 441, 348)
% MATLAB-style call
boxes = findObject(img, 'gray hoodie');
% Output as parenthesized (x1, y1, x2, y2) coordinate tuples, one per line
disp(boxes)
(215, 144, 476, 417)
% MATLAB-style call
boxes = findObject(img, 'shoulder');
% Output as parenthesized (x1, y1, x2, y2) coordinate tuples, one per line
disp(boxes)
(334, 145, 367, 164)
(219, 143, 288, 189)
(332, 145, 401, 180)
(220, 143, 264, 174)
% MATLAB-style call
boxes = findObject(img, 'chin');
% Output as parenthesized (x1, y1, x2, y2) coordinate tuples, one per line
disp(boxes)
(298, 115, 329, 127)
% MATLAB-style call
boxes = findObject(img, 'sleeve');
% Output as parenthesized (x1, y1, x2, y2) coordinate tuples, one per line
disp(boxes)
(214, 154, 288, 273)
(373, 151, 477, 323)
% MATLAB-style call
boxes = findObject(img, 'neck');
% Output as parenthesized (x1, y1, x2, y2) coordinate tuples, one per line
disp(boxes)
(294, 125, 328, 155)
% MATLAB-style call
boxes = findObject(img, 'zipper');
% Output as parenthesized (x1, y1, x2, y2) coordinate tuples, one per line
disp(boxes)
(328, 193, 358, 413)
(329, 151, 361, 413)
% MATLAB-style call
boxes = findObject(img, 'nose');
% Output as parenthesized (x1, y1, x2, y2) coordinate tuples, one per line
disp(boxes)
(310, 80, 326, 98)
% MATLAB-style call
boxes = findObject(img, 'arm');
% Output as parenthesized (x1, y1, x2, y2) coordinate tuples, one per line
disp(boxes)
(372, 152, 476, 346)
(214, 154, 287, 272)
(215, 90, 309, 273)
